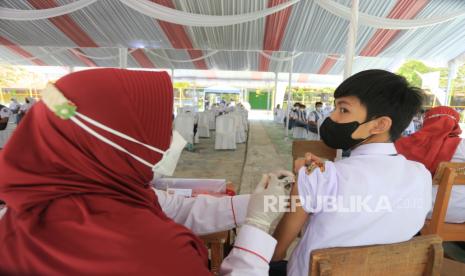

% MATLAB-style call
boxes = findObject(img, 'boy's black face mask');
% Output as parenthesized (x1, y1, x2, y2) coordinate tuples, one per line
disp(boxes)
(0, 122, 7, 131)
(319, 117, 372, 150)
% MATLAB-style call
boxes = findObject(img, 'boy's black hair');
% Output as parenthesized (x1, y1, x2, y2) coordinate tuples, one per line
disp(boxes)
(315, 102, 323, 106)
(334, 69, 424, 141)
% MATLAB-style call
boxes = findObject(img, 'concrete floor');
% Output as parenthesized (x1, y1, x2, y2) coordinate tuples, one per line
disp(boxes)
(172, 120, 293, 194)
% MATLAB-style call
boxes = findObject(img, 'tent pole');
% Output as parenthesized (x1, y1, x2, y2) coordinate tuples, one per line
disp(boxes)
(119, 48, 128, 68)
(445, 60, 457, 106)
(285, 54, 294, 138)
(343, 0, 359, 79)
(273, 72, 278, 110)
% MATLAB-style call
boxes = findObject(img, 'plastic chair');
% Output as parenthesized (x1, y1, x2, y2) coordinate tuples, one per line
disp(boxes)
(232, 113, 246, 143)
(215, 115, 236, 150)
(310, 235, 443, 276)
(208, 111, 216, 130)
(197, 112, 210, 138)
(174, 114, 195, 145)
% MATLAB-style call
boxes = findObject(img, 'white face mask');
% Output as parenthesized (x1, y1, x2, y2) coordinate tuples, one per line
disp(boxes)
(41, 83, 186, 179)
(152, 131, 186, 178)
(316, 107, 322, 112)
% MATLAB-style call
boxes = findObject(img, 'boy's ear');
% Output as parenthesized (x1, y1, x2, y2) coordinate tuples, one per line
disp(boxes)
(369, 116, 392, 135)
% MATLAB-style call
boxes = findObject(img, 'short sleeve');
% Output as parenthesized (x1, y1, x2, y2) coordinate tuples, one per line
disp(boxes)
(297, 161, 339, 213)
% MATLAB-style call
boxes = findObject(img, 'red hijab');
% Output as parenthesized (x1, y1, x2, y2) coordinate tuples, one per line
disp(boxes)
(0, 68, 209, 275)
(395, 106, 462, 175)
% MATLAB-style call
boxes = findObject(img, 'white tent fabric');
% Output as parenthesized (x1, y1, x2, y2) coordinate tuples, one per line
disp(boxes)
(0, 0, 98, 21)
(0, 0, 302, 27)
(1, 0, 465, 74)
(120, 0, 301, 27)
(315, 0, 465, 30)
(147, 49, 219, 63)
(215, 115, 236, 150)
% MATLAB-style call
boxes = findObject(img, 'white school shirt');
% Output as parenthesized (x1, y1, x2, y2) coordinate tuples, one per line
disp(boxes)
(288, 143, 432, 276)
(306, 110, 323, 123)
(306, 110, 324, 141)
(431, 139, 465, 223)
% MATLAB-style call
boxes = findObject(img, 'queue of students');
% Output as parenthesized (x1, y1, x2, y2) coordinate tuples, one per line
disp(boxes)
(0, 68, 461, 275)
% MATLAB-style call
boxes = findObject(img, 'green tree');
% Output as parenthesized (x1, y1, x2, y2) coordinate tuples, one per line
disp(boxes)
(396, 60, 435, 87)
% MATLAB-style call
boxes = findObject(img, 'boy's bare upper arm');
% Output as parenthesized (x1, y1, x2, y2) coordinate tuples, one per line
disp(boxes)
(271, 179, 309, 261)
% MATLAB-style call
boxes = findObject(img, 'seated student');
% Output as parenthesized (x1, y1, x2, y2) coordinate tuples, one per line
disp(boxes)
(292, 103, 308, 139)
(271, 69, 432, 276)
(306, 102, 323, 141)
(0, 68, 289, 275)
(396, 106, 465, 223)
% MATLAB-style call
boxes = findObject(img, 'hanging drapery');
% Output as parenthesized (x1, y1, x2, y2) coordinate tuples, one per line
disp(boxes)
(146, 49, 219, 63)
(314, 0, 465, 30)
(69, 48, 137, 60)
(120, 0, 300, 27)
(0, 48, 69, 64)
(0, 0, 301, 27)
(0, 0, 98, 21)
(259, 51, 302, 62)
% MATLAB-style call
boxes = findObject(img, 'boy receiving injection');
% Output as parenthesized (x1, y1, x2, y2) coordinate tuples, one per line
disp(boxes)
(271, 70, 432, 276)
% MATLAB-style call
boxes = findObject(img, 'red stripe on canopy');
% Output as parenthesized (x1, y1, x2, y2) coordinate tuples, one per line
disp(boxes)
(259, 0, 294, 71)
(0, 36, 46, 66)
(131, 49, 156, 68)
(317, 55, 339, 74)
(28, 0, 99, 66)
(150, 0, 209, 70)
(360, 0, 429, 56)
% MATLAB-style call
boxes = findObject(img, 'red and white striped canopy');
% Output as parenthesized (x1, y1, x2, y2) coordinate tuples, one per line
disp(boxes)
(1, 0, 465, 75)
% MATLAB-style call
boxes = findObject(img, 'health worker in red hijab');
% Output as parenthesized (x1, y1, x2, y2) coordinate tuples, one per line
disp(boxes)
(0, 68, 209, 275)
(395, 106, 462, 175)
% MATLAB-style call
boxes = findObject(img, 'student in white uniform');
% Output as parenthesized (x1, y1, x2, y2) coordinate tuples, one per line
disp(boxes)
(292, 104, 308, 139)
(271, 69, 432, 276)
(306, 102, 324, 141)
(396, 106, 465, 223)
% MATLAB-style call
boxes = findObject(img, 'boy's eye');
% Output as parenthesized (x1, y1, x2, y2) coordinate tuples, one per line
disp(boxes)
(339, 107, 348, 113)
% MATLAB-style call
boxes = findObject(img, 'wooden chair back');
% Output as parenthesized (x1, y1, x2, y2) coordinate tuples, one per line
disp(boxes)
(292, 140, 336, 172)
(309, 235, 443, 276)
(200, 231, 230, 275)
(421, 162, 465, 241)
